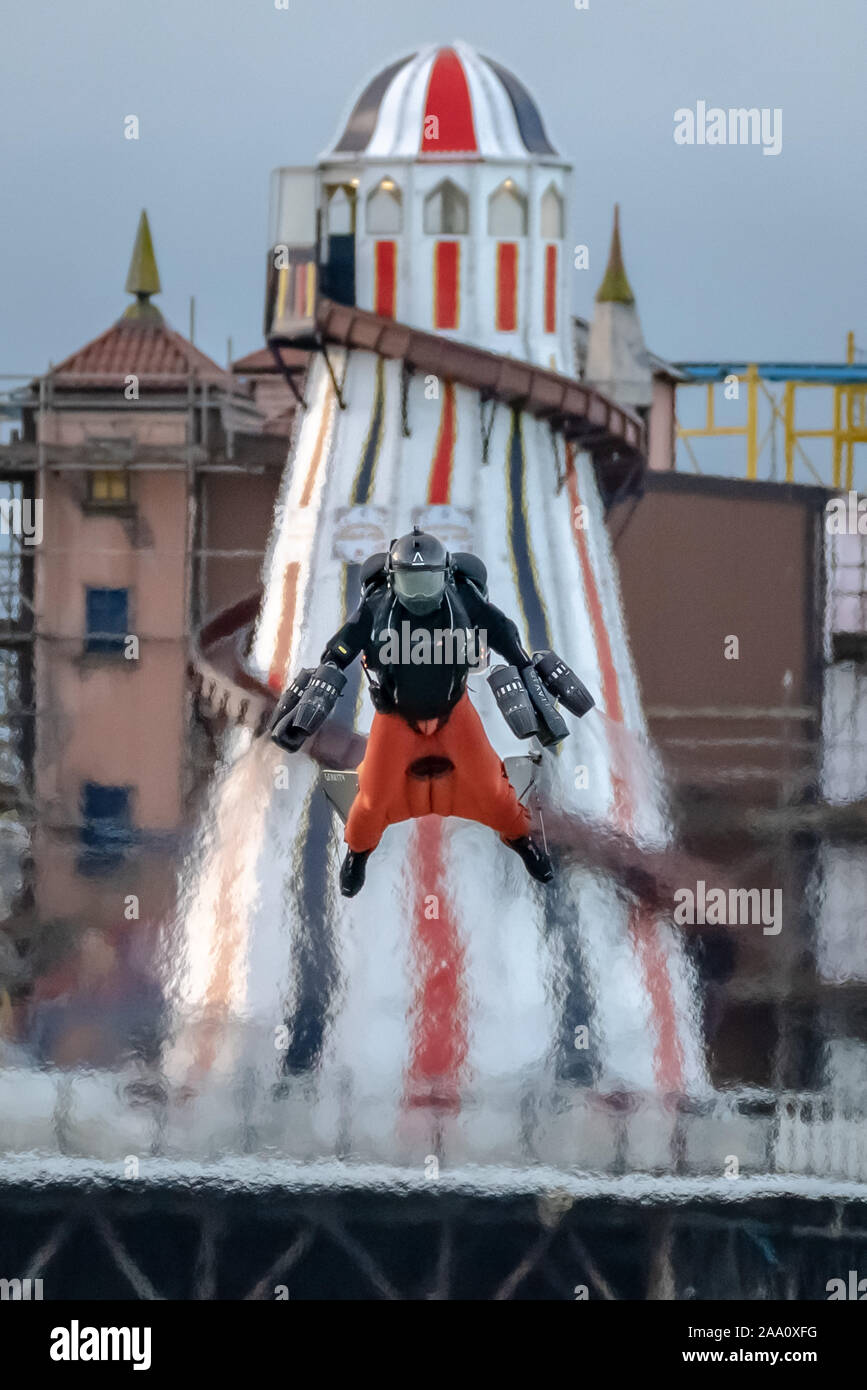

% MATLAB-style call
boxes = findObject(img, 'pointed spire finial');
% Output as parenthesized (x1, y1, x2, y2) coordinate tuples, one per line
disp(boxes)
(595, 204, 635, 305)
(122, 211, 163, 322)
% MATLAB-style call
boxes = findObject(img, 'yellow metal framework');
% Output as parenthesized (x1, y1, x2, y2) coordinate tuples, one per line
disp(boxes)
(676, 333, 867, 486)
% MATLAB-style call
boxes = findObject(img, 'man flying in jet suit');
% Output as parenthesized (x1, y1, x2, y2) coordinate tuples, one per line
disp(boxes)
(270, 528, 594, 897)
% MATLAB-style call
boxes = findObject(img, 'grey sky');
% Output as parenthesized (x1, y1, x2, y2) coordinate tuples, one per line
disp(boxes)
(3, 0, 865, 375)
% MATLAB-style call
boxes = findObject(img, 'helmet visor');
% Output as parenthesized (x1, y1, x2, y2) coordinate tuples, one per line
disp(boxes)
(393, 567, 445, 614)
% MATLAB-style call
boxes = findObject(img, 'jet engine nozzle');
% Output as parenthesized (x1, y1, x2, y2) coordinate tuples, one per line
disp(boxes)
(533, 650, 595, 719)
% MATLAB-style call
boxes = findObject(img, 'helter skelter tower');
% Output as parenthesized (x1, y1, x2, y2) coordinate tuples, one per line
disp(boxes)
(175, 41, 707, 1164)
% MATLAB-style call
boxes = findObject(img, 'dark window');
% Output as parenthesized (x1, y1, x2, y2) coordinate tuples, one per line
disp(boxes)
(78, 782, 132, 876)
(322, 234, 356, 307)
(320, 185, 356, 307)
(832, 632, 867, 663)
(85, 587, 128, 654)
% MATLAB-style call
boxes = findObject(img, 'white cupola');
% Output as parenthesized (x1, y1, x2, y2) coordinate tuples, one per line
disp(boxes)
(314, 41, 573, 372)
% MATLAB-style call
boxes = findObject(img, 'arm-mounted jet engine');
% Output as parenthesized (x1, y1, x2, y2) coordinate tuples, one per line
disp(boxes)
(270, 668, 314, 752)
(488, 650, 595, 747)
(270, 663, 346, 752)
(532, 651, 595, 718)
(520, 662, 570, 746)
(488, 665, 540, 741)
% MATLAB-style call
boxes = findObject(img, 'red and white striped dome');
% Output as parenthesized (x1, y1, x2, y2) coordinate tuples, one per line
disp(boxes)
(324, 41, 559, 163)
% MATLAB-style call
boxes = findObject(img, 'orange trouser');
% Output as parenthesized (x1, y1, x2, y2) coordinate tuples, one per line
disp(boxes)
(344, 692, 531, 852)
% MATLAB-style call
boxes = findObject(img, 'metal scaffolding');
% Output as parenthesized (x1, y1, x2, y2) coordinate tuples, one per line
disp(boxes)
(674, 334, 867, 486)
(0, 363, 289, 955)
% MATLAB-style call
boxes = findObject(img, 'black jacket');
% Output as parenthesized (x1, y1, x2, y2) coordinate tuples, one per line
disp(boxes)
(322, 560, 530, 726)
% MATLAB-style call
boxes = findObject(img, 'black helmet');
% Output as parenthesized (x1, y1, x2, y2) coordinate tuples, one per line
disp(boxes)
(388, 527, 449, 615)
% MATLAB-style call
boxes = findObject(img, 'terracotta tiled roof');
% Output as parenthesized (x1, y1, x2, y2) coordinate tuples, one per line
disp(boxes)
(49, 319, 233, 390)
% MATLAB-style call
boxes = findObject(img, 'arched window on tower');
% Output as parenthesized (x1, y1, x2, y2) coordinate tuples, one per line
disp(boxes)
(540, 184, 564, 239)
(425, 181, 467, 328)
(540, 184, 564, 335)
(322, 184, 357, 306)
(423, 180, 469, 235)
(489, 181, 526, 333)
(326, 185, 355, 236)
(366, 179, 402, 234)
(366, 179, 401, 317)
(488, 179, 528, 236)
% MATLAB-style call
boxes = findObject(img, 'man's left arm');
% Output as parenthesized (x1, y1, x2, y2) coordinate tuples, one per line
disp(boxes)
(460, 583, 530, 667)
(461, 582, 594, 741)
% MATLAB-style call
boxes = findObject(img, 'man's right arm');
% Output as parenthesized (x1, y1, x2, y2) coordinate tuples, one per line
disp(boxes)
(321, 598, 373, 669)
(270, 600, 372, 752)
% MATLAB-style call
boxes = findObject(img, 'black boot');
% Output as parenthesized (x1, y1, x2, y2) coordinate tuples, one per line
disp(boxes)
(340, 848, 372, 898)
(504, 834, 554, 884)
